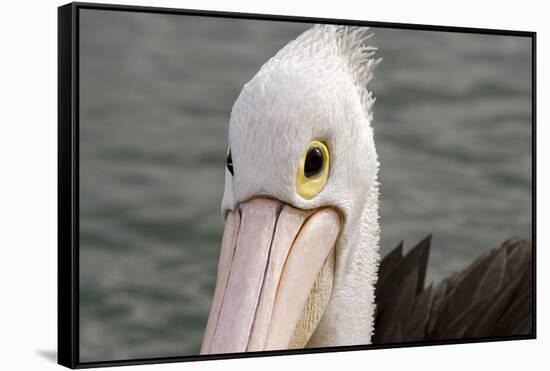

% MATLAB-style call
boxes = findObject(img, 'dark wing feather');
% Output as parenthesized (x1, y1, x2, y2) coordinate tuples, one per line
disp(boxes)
(402, 284, 433, 341)
(495, 287, 532, 335)
(372, 237, 533, 344)
(372, 236, 431, 343)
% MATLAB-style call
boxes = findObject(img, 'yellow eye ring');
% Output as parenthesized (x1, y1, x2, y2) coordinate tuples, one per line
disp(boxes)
(296, 141, 330, 199)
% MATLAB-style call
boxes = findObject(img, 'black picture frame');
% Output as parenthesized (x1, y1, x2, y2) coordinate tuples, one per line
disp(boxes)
(58, 2, 537, 368)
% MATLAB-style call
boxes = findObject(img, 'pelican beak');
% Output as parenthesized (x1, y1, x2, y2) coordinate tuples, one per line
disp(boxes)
(200, 197, 341, 354)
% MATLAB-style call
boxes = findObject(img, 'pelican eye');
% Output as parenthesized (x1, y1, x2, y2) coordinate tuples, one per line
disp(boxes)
(296, 141, 330, 199)
(304, 147, 324, 178)
(226, 150, 234, 176)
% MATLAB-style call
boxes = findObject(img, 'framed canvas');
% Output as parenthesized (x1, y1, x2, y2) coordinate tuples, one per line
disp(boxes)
(58, 2, 536, 368)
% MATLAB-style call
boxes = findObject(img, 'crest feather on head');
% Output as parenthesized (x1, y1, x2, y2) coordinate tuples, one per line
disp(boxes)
(254, 24, 381, 121)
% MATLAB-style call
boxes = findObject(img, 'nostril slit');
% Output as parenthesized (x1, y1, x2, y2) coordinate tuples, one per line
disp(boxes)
(275, 202, 284, 218)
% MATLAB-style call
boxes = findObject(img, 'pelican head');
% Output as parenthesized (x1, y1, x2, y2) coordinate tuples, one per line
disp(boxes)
(201, 25, 381, 354)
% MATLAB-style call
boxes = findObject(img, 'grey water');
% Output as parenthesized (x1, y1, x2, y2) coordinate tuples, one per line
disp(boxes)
(78, 9, 532, 362)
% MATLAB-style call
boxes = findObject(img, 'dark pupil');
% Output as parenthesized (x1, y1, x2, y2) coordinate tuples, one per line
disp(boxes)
(304, 146, 324, 178)
(226, 150, 234, 175)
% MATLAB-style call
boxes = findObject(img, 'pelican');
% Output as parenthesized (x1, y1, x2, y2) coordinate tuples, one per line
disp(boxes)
(200, 24, 533, 354)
